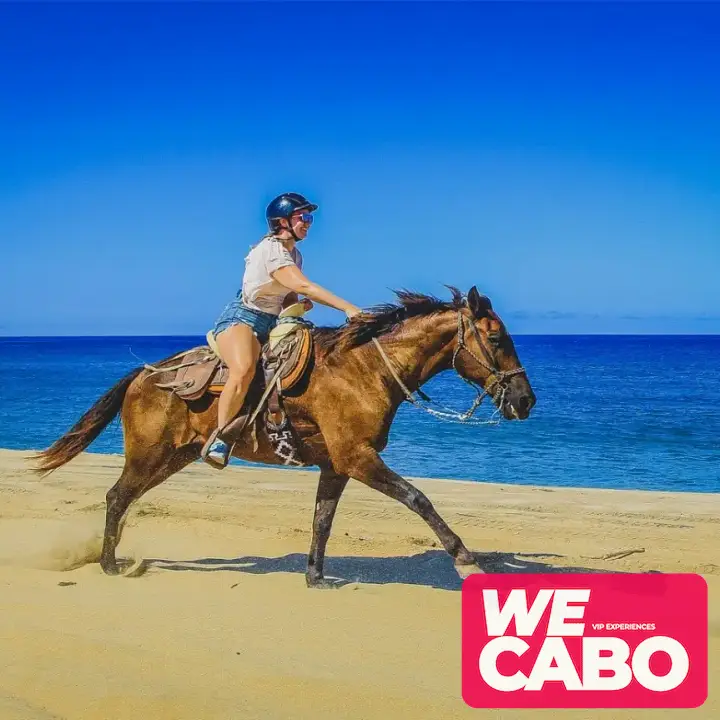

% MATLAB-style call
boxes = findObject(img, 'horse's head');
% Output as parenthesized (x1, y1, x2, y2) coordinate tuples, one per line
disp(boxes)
(452, 286, 536, 420)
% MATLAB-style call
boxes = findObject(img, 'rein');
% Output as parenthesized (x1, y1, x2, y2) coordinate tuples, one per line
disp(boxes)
(371, 309, 526, 425)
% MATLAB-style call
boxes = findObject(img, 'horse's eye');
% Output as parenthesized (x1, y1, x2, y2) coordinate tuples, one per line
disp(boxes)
(487, 332, 501, 346)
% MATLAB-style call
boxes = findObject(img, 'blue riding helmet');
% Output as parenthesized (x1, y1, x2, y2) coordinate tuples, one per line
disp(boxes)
(266, 193, 318, 233)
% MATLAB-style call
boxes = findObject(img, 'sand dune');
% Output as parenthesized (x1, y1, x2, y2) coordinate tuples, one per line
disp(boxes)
(0, 448, 717, 719)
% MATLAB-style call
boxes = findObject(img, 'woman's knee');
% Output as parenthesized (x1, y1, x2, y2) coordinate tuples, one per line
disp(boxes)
(228, 363, 256, 384)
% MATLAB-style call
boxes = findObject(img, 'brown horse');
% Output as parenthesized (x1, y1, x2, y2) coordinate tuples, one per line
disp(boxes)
(32, 286, 536, 587)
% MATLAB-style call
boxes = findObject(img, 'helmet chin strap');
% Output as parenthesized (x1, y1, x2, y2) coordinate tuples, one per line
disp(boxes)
(284, 218, 303, 242)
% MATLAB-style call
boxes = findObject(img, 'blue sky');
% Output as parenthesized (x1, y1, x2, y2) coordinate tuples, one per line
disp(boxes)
(2, 2, 719, 335)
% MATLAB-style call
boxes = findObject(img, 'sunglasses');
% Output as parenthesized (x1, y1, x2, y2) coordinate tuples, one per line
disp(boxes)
(292, 212, 314, 225)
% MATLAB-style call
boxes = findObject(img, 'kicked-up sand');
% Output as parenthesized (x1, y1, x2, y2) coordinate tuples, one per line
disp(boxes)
(0, 447, 717, 719)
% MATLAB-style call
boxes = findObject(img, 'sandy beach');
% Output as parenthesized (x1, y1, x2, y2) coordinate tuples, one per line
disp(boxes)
(0, 447, 717, 719)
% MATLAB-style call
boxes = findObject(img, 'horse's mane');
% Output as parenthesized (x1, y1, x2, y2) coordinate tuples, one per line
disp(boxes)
(314, 286, 465, 357)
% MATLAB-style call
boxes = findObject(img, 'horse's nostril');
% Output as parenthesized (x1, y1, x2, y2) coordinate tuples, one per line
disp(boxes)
(518, 395, 531, 413)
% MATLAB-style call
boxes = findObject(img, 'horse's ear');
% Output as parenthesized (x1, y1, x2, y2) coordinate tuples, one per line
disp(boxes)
(467, 286, 492, 318)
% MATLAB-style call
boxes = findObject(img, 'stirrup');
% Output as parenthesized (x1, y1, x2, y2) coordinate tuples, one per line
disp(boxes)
(200, 428, 232, 470)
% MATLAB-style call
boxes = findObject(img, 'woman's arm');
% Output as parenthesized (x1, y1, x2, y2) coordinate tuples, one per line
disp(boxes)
(272, 265, 361, 317)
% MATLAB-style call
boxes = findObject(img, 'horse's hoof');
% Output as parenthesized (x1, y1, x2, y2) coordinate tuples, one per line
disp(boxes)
(455, 562, 485, 579)
(101, 563, 121, 576)
(306, 575, 346, 589)
(101, 557, 147, 578)
(120, 558, 147, 578)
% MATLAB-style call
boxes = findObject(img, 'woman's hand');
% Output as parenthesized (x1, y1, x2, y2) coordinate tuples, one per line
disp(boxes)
(344, 305, 362, 319)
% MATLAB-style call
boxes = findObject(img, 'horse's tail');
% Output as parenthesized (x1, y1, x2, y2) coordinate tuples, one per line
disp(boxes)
(31, 367, 144, 476)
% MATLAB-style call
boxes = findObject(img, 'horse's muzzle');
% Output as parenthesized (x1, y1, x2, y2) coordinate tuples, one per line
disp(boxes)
(503, 377, 536, 420)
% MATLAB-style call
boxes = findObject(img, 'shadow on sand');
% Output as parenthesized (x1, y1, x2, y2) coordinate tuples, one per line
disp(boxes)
(143, 550, 649, 591)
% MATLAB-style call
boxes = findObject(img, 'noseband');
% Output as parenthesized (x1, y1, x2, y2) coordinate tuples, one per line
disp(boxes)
(372, 309, 527, 425)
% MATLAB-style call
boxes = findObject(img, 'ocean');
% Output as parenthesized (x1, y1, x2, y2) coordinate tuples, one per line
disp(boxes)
(0, 335, 718, 493)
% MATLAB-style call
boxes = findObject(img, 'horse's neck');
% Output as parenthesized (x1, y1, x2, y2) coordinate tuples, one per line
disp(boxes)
(370, 314, 457, 393)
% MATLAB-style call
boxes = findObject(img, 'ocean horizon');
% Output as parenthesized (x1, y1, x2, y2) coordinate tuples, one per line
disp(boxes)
(1, 334, 718, 494)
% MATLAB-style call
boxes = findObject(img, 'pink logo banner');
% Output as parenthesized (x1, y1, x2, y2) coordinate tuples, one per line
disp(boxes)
(462, 573, 707, 708)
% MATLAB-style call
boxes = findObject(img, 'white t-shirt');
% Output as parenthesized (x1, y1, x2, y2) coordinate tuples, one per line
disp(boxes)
(241, 235, 303, 315)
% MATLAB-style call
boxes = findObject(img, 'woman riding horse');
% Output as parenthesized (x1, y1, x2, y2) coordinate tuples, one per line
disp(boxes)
(202, 193, 362, 469)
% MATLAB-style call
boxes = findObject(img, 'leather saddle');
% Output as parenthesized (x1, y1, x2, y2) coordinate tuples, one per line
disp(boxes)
(208, 321, 313, 398)
(146, 303, 314, 462)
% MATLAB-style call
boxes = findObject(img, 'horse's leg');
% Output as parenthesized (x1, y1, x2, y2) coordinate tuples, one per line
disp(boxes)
(100, 443, 200, 574)
(306, 466, 349, 589)
(338, 447, 481, 576)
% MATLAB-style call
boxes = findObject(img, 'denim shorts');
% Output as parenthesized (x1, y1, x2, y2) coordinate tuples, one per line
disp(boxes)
(213, 299, 278, 344)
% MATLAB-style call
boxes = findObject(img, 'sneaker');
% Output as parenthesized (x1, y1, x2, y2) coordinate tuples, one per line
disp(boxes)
(202, 436, 231, 469)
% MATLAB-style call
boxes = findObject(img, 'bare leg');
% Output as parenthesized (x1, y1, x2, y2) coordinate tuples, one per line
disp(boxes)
(339, 446, 480, 575)
(202, 324, 262, 468)
(216, 323, 262, 428)
(306, 467, 349, 589)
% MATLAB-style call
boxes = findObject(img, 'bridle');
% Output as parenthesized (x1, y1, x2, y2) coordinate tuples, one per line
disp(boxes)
(451, 309, 527, 414)
(371, 308, 527, 425)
